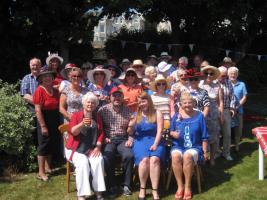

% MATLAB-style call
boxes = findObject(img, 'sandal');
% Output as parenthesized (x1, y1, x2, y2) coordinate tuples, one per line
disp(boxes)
(138, 187, 146, 200)
(152, 188, 160, 200)
(37, 174, 49, 182)
(183, 190, 192, 200)
(175, 188, 184, 200)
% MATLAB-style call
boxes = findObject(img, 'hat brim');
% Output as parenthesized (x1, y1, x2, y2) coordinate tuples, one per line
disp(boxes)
(158, 64, 172, 72)
(87, 69, 111, 86)
(105, 65, 122, 79)
(46, 55, 64, 65)
(131, 63, 148, 69)
(150, 78, 171, 91)
(118, 68, 142, 80)
(37, 71, 56, 81)
(201, 66, 220, 79)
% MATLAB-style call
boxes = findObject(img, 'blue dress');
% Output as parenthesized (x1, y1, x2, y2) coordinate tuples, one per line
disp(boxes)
(132, 116, 166, 166)
(170, 111, 209, 161)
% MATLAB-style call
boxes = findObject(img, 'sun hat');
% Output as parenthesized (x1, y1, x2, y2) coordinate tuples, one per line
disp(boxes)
(150, 74, 171, 91)
(118, 68, 142, 80)
(45, 53, 64, 65)
(36, 67, 56, 82)
(159, 52, 172, 60)
(157, 61, 172, 73)
(185, 69, 203, 79)
(60, 63, 76, 79)
(121, 58, 131, 64)
(131, 59, 147, 68)
(87, 66, 111, 86)
(201, 65, 220, 79)
(147, 55, 158, 60)
(104, 64, 122, 79)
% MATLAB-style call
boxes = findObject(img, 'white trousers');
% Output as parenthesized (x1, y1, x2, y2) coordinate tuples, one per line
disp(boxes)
(65, 148, 106, 197)
(221, 109, 232, 157)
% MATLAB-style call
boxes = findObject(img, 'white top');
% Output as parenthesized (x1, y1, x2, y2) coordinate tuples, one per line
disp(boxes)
(151, 93, 170, 120)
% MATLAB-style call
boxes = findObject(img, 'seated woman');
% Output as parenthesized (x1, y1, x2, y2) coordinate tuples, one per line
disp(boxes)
(170, 92, 208, 200)
(130, 92, 165, 200)
(65, 92, 106, 200)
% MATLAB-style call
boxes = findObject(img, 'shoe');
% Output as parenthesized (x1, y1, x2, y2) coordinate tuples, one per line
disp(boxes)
(122, 185, 132, 196)
(214, 152, 221, 159)
(183, 190, 192, 200)
(138, 187, 146, 200)
(152, 188, 160, 200)
(107, 187, 118, 198)
(175, 188, 184, 200)
(223, 155, 233, 161)
(36, 174, 49, 182)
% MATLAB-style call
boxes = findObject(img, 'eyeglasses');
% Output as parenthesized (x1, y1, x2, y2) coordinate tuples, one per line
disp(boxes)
(142, 82, 150, 86)
(72, 75, 82, 78)
(134, 65, 143, 69)
(126, 73, 136, 77)
(204, 72, 214, 76)
(94, 73, 105, 76)
(189, 77, 199, 81)
(156, 82, 166, 87)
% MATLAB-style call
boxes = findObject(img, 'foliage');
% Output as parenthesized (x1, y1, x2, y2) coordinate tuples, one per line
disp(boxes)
(0, 80, 36, 171)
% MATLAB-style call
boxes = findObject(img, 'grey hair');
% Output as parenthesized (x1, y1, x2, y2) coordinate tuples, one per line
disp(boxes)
(228, 66, 239, 75)
(218, 66, 228, 73)
(145, 66, 157, 76)
(179, 56, 188, 64)
(82, 92, 99, 107)
(29, 57, 41, 66)
(177, 68, 187, 75)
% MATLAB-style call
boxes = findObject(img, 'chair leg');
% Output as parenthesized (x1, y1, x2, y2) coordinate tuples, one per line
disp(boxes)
(165, 168, 173, 191)
(195, 165, 201, 193)
(66, 161, 71, 193)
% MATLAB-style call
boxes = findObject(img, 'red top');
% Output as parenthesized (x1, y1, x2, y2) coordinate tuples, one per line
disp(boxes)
(53, 73, 64, 86)
(33, 86, 59, 110)
(66, 110, 104, 160)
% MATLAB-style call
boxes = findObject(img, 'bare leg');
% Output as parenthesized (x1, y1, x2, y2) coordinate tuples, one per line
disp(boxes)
(45, 155, 52, 173)
(37, 155, 48, 180)
(183, 153, 194, 193)
(171, 152, 184, 193)
(149, 156, 161, 199)
(138, 158, 150, 198)
(210, 142, 217, 166)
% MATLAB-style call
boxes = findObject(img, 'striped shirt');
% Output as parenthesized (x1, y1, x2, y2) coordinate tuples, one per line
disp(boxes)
(97, 103, 132, 138)
(20, 73, 38, 96)
(189, 88, 210, 112)
(220, 79, 236, 109)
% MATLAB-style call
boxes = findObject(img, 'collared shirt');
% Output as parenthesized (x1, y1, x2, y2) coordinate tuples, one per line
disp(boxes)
(220, 79, 236, 109)
(97, 103, 132, 138)
(20, 73, 38, 96)
(232, 80, 247, 114)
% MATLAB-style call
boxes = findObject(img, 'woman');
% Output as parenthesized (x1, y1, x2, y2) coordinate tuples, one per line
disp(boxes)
(65, 92, 106, 200)
(145, 66, 157, 82)
(151, 74, 171, 129)
(33, 68, 61, 181)
(59, 63, 76, 93)
(170, 92, 208, 200)
(130, 92, 165, 200)
(228, 66, 247, 152)
(81, 62, 94, 87)
(105, 64, 122, 87)
(199, 65, 223, 166)
(132, 59, 147, 78)
(170, 68, 189, 117)
(87, 66, 112, 109)
(118, 68, 143, 112)
(46, 53, 64, 90)
(59, 67, 89, 122)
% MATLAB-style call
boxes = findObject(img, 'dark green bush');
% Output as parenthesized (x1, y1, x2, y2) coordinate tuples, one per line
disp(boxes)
(0, 80, 36, 172)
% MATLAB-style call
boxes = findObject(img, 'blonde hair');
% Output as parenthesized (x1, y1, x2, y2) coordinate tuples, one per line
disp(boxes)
(145, 66, 157, 76)
(136, 92, 156, 123)
(180, 92, 194, 103)
(69, 67, 82, 76)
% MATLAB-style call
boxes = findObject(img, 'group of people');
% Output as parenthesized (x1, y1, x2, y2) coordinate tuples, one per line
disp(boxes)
(20, 52, 247, 200)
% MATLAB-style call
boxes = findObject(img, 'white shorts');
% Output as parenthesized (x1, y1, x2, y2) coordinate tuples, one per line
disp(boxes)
(171, 149, 199, 164)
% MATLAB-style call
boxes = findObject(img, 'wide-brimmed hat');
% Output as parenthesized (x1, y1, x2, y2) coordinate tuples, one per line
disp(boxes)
(186, 69, 203, 79)
(46, 53, 63, 65)
(36, 67, 56, 82)
(157, 61, 172, 73)
(118, 68, 142, 80)
(60, 63, 76, 79)
(150, 74, 171, 91)
(201, 65, 220, 79)
(159, 52, 172, 60)
(131, 59, 147, 69)
(105, 64, 122, 79)
(87, 66, 111, 86)
(121, 58, 131, 64)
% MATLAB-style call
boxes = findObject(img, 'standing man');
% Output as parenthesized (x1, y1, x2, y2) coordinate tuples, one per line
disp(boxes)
(20, 58, 41, 146)
(218, 66, 236, 161)
(98, 87, 134, 197)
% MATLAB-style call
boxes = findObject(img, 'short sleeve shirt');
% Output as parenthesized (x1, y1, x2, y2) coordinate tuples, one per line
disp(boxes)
(33, 86, 59, 110)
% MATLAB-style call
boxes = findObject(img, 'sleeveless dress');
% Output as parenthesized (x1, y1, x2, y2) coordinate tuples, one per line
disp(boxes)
(199, 81, 220, 143)
(132, 116, 166, 166)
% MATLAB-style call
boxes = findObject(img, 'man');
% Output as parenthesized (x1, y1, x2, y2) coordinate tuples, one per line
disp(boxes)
(20, 58, 41, 146)
(170, 56, 189, 82)
(218, 66, 237, 161)
(98, 87, 134, 197)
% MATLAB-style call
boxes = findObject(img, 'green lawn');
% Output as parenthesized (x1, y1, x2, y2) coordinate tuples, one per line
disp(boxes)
(1, 119, 267, 200)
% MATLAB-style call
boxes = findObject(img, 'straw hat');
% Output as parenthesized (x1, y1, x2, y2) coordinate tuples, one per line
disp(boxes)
(46, 53, 63, 65)
(131, 59, 147, 68)
(118, 68, 142, 80)
(87, 66, 111, 86)
(150, 74, 171, 91)
(201, 65, 220, 79)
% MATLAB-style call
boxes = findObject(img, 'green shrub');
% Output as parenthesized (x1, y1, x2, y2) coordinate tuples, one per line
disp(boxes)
(0, 80, 36, 171)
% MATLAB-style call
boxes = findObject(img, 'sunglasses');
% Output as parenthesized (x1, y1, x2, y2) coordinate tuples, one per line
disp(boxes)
(189, 77, 199, 81)
(72, 75, 82, 78)
(112, 92, 122, 97)
(134, 65, 143, 69)
(220, 75, 227, 78)
(204, 72, 214, 76)
(142, 82, 150, 86)
(156, 82, 166, 86)
(126, 73, 136, 77)
(94, 73, 105, 76)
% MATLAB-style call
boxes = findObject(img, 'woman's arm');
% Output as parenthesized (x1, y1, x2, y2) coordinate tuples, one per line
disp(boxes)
(59, 93, 71, 121)
(218, 87, 224, 123)
(202, 140, 209, 161)
(202, 106, 209, 118)
(35, 104, 48, 136)
(150, 110, 163, 151)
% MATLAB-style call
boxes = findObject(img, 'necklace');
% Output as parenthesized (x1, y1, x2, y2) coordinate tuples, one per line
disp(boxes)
(40, 85, 53, 96)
